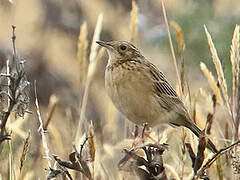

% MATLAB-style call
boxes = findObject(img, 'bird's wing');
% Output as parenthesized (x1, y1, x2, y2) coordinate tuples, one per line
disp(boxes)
(146, 62, 186, 113)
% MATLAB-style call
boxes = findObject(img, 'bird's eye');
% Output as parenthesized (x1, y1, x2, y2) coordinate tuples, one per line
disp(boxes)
(119, 45, 127, 51)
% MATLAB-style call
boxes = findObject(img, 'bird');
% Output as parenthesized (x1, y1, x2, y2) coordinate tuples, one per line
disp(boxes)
(96, 40, 217, 153)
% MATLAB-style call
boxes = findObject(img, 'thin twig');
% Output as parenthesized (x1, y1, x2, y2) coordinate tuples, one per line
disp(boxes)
(195, 140, 240, 179)
(34, 81, 52, 168)
(11, 25, 17, 57)
(44, 95, 58, 130)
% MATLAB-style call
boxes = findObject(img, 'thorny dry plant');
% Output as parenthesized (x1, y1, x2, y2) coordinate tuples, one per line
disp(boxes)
(0, 26, 30, 146)
(48, 136, 94, 180)
(118, 143, 168, 180)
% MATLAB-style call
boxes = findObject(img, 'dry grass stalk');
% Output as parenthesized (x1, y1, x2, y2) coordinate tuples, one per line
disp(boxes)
(92, 47, 105, 78)
(204, 25, 231, 116)
(130, 0, 138, 44)
(88, 122, 95, 162)
(162, 0, 182, 97)
(180, 128, 187, 179)
(8, 140, 13, 180)
(75, 13, 103, 147)
(194, 123, 208, 176)
(51, 138, 93, 179)
(44, 95, 59, 130)
(230, 25, 240, 110)
(77, 22, 89, 86)
(34, 81, 52, 168)
(20, 131, 31, 173)
(170, 21, 185, 53)
(200, 62, 223, 105)
(194, 137, 206, 174)
(164, 164, 181, 180)
(48, 125, 64, 153)
(106, 100, 117, 140)
(195, 140, 240, 179)
(216, 158, 223, 180)
(171, 21, 186, 95)
(6, 115, 29, 139)
(89, 13, 103, 65)
(118, 144, 168, 179)
(230, 25, 240, 141)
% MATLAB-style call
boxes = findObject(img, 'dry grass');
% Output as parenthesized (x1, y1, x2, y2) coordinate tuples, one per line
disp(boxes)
(130, 0, 138, 44)
(77, 22, 89, 87)
(200, 62, 223, 105)
(75, 13, 103, 148)
(204, 25, 231, 117)
(162, 0, 183, 98)
(0, 1, 240, 180)
(34, 81, 52, 168)
(230, 25, 240, 110)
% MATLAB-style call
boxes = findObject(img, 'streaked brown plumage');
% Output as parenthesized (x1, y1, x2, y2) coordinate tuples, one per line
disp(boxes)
(96, 40, 217, 153)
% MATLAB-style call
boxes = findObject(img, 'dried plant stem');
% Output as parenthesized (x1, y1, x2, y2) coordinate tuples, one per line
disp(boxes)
(236, 83, 240, 140)
(76, 77, 90, 140)
(11, 25, 17, 57)
(8, 140, 13, 180)
(231, 25, 239, 114)
(200, 62, 223, 105)
(34, 81, 51, 168)
(204, 25, 234, 126)
(77, 22, 89, 86)
(230, 25, 240, 140)
(44, 95, 58, 130)
(164, 164, 181, 180)
(0, 26, 17, 136)
(130, 0, 138, 44)
(195, 140, 240, 179)
(7, 58, 13, 180)
(162, 0, 182, 97)
(20, 131, 31, 173)
(75, 13, 103, 146)
(170, 21, 185, 54)
(89, 14, 103, 64)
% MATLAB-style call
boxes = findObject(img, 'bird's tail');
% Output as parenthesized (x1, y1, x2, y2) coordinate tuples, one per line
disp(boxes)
(185, 120, 218, 153)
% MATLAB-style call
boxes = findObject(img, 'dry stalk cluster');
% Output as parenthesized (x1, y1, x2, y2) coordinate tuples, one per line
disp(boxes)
(1, 2, 239, 179)
(202, 25, 240, 176)
(167, 3, 240, 177)
(48, 136, 94, 180)
(118, 143, 168, 180)
(0, 26, 30, 146)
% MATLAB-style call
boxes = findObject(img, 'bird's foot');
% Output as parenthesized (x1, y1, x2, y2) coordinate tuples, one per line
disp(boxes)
(132, 123, 154, 148)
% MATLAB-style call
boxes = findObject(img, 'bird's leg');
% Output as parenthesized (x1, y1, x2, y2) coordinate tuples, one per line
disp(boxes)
(142, 123, 158, 143)
(134, 125, 139, 139)
(132, 123, 152, 148)
(140, 122, 149, 144)
(132, 125, 139, 148)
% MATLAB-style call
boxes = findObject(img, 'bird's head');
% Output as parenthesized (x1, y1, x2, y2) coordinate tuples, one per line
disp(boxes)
(96, 40, 142, 60)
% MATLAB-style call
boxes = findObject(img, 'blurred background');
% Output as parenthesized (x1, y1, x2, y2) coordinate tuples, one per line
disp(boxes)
(0, 0, 239, 179)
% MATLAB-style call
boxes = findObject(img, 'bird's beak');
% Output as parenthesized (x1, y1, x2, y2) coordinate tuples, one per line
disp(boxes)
(96, 41, 114, 50)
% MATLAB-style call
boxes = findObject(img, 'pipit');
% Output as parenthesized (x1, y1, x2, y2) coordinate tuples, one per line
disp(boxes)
(96, 40, 217, 153)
